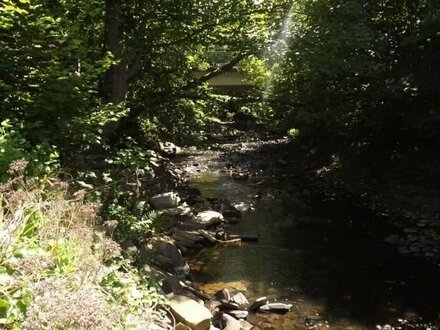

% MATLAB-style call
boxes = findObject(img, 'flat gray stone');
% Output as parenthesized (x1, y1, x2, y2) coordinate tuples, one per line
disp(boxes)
(170, 295, 212, 330)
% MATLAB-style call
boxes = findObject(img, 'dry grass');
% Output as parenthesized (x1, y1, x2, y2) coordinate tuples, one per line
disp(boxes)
(0, 160, 166, 329)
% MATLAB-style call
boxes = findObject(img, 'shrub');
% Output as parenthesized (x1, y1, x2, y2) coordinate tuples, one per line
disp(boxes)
(0, 160, 165, 329)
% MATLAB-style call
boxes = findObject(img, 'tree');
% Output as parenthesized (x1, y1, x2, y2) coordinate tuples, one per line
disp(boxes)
(268, 0, 440, 165)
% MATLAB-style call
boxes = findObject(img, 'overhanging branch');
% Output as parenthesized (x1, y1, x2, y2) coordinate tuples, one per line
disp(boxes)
(199, 51, 254, 83)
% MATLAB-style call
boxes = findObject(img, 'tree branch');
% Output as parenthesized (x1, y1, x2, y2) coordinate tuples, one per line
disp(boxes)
(198, 51, 253, 83)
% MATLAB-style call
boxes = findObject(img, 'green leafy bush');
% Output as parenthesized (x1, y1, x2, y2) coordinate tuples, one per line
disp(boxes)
(0, 120, 28, 181)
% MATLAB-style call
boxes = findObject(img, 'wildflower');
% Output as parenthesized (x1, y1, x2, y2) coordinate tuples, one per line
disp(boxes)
(7, 159, 29, 176)
(22, 277, 117, 330)
(101, 237, 122, 262)
(9, 254, 54, 275)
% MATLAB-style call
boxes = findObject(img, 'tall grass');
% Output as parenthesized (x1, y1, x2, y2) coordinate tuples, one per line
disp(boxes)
(0, 160, 166, 329)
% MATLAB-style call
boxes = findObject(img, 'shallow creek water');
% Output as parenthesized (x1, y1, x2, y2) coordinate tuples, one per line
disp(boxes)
(182, 152, 440, 330)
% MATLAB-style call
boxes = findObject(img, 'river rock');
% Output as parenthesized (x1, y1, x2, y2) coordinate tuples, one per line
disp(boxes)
(205, 299, 222, 314)
(151, 192, 180, 209)
(170, 295, 212, 330)
(227, 310, 249, 319)
(213, 288, 231, 301)
(231, 292, 249, 307)
(160, 205, 191, 216)
(182, 292, 205, 305)
(142, 238, 189, 276)
(172, 230, 205, 248)
(233, 202, 249, 212)
(238, 319, 253, 330)
(259, 303, 292, 313)
(161, 276, 183, 294)
(220, 299, 240, 310)
(221, 204, 241, 218)
(221, 313, 241, 330)
(248, 297, 268, 312)
(196, 211, 224, 227)
(175, 323, 192, 330)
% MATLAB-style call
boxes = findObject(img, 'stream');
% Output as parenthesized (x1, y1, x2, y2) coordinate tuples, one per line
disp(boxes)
(177, 141, 440, 330)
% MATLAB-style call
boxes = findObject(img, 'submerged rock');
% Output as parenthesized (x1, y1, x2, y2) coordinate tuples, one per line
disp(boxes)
(170, 295, 212, 330)
(259, 303, 292, 314)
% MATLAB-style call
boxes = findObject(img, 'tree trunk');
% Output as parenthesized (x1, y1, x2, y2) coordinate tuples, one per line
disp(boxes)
(103, 0, 127, 136)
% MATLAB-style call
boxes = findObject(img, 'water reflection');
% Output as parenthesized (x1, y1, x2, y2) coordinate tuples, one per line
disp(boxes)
(189, 172, 440, 329)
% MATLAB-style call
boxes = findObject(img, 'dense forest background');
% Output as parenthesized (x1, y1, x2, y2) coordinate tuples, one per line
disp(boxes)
(1, 0, 439, 328)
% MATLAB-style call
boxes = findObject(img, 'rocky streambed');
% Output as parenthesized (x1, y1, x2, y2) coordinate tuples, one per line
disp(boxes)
(143, 139, 440, 330)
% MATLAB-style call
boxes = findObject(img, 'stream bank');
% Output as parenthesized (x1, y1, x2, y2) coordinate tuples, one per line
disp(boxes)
(162, 138, 440, 329)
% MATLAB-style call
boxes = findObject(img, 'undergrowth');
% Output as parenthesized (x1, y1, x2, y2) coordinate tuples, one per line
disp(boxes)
(0, 160, 166, 329)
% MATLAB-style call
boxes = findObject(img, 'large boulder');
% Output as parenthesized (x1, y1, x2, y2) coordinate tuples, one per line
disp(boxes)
(151, 192, 180, 209)
(170, 295, 212, 330)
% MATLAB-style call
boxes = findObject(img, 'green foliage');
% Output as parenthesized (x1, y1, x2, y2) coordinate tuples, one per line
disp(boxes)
(239, 55, 269, 88)
(0, 169, 164, 329)
(0, 120, 28, 180)
(0, 121, 60, 182)
(72, 144, 161, 240)
(268, 0, 440, 166)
